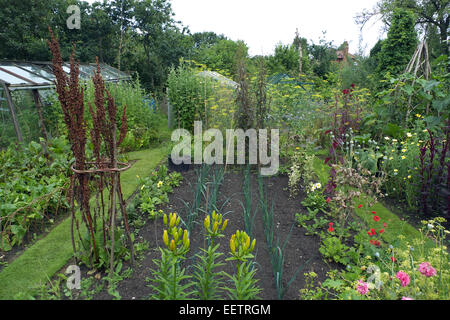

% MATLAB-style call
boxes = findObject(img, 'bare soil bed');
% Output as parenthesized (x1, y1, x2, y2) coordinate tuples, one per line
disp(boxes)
(64, 164, 339, 300)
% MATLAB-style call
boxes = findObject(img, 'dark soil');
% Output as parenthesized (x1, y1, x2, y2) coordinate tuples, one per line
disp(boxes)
(54, 164, 338, 300)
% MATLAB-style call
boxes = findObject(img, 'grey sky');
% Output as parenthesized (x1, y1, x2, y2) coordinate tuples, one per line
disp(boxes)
(170, 0, 386, 56)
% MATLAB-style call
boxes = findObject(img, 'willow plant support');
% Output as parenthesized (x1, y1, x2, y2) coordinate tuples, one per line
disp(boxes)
(70, 159, 135, 276)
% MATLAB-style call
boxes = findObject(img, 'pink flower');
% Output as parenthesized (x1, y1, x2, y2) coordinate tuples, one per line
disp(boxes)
(401, 296, 414, 300)
(396, 271, 410, 287)
(418, 262, 437, 277)
(356, 280, 369, 295)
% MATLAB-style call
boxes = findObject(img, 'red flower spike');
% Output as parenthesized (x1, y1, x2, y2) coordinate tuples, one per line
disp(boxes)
(379, 229, 385, 234)
(358, 204, 363, 209)
(326, 197, 331, 203)
(374, 216, 380, 222)
(371, 211, 377, 214)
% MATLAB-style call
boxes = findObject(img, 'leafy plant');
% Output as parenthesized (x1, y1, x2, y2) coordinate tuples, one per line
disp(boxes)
(223, 230, 260, 300)
(192, 211, 228, 300)
(148, 213, 193, 300)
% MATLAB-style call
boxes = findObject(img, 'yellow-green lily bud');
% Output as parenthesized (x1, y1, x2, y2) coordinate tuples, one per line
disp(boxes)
(204, 215, 211, 230)
(244, 234, 250, 250)
(250, 239, 256, 252)
(170, 239, 176, 252)
(183, 229, 189, 245)
(184, 238, 190, 250)
(169, 213, 176, 228)
(212, 221, 218, 233)
(230, 235, 236, 254)
(176, 216, 180, 226)
(163, 230, 169, 247)
(221, 219, 228, 231)
(163, 214, 168, 226)
(178, 228, 183, 240)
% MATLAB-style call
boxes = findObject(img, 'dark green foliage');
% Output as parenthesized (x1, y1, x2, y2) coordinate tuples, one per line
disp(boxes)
(376, 8, 418, 78)
(167, 62, 212, 131)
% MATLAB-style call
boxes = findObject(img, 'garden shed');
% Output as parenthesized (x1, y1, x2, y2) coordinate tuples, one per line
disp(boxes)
(0, 60, 131, 147)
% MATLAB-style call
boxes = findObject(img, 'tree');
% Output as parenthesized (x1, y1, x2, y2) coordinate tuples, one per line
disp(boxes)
(191, 32, 227, 49)
(266, 43, 299, 76)
(193, 39, 249, 78)
(376, 8, 418, 78)
(356, 0, 449, 56)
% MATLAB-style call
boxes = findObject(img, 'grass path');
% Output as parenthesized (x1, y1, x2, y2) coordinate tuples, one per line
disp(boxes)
(312, 155, 431, 248)
(0, 145, 169, 299)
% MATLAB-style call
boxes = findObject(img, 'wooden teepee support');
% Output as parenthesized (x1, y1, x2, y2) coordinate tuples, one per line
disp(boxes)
(393, 38, 432, 123)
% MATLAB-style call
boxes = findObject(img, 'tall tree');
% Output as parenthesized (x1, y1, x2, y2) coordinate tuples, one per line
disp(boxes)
(376, 8, 418, 78)
(356, 0, 449, 56)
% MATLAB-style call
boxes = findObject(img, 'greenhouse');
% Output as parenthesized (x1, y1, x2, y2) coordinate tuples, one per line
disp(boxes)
(0, 60, 131, 147)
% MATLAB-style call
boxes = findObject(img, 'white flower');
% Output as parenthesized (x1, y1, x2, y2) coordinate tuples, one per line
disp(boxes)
(384, 136, 390, 140)
(407, 133, 412, 138)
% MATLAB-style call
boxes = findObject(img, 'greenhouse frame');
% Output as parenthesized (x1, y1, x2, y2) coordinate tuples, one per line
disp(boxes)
(0, 60, 131, 145)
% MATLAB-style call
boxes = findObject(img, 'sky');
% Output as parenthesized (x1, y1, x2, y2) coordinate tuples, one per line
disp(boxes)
(170, 0, 386, 57)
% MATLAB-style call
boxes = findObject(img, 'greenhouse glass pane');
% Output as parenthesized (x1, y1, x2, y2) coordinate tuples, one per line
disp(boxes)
(17, 64, 55, 81)
(0, 70, 25, 85)
(0, 66, 50, 84)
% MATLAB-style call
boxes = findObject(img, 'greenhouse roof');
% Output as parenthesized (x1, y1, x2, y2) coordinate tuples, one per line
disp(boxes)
(197, 70, 238, 88)
(0, 60, 131, 91)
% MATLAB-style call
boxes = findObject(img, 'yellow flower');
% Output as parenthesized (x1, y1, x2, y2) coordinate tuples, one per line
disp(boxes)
(389, 157, 393, 160)
(408, 175, 411, 179)
(401, 156, 406, 160)
(394, 169, 398, 172)
(402, 149, 407, 153)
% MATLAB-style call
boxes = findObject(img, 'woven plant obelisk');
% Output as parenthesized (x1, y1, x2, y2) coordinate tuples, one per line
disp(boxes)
(48, 28, 134, 278)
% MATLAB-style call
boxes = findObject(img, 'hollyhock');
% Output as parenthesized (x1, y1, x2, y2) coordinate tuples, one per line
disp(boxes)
(396, 271, 410, 287)
(418, 262, 437, 277)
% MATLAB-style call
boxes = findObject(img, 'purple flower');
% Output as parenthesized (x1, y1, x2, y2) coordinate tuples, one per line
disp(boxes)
(401, 296, 414, 300)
